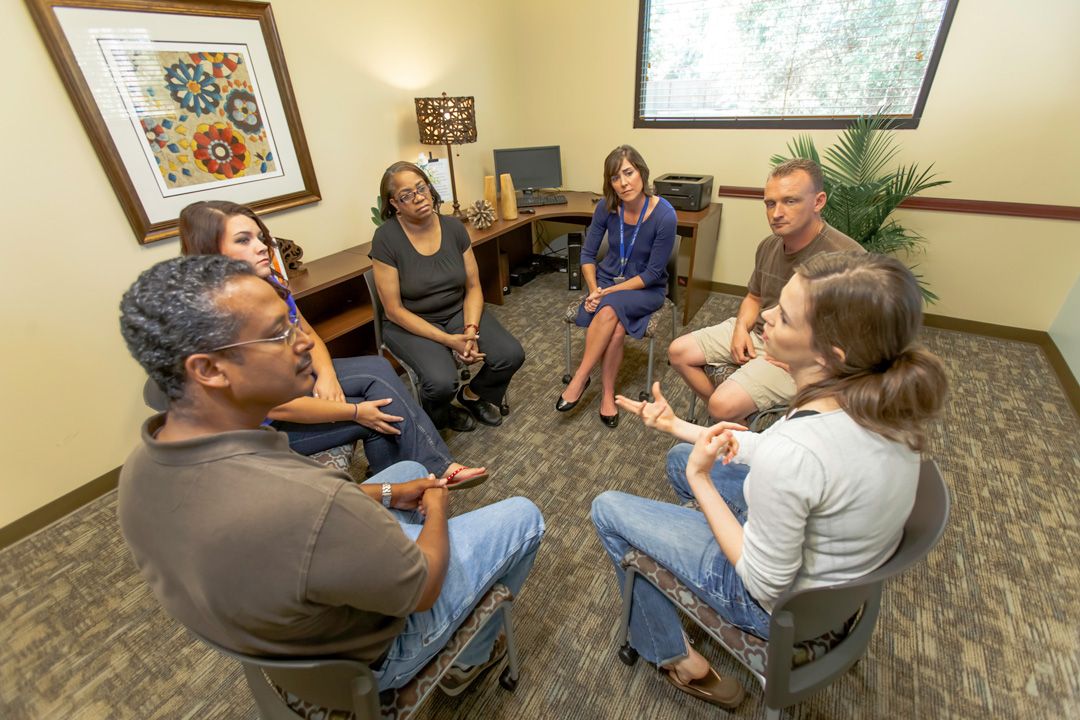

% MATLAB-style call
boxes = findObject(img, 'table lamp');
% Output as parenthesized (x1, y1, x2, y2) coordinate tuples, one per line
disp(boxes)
(414, 92, 476, 217)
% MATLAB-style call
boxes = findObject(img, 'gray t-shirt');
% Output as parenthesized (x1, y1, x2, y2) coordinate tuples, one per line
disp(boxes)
(118, 415, 427, 662)
(370, 215, 472, 323)
(746, 223, 863, 335)
(732, 410, 918, 613)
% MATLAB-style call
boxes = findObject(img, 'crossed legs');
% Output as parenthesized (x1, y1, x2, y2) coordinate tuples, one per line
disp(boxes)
(667, 334, 761, 421)
(562, 306, 625, 416)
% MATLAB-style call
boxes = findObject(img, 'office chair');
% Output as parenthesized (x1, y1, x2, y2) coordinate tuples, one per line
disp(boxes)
(190, 583, 520, 720)
(363, 271, 422, 405)
(615, 459, 950, 719)
(561, 233, 681, 402)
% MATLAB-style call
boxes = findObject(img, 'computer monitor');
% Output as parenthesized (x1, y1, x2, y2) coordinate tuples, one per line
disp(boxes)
(493, 146, 562, 196)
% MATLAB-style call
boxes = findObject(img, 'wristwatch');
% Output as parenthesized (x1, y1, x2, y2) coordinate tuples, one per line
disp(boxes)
(381, 482, 392, 508)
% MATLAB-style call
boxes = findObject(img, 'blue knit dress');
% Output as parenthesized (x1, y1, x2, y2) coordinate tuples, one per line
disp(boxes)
(574, 196, 677, 339)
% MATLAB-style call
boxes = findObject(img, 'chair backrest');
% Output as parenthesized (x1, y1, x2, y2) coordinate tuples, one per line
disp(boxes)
(190, 630, 380, 719)
(594, 229, 681, 303)
(763, 459, 950, 708)
(143, 377, 168, 412)
(362, 269, 387, 356)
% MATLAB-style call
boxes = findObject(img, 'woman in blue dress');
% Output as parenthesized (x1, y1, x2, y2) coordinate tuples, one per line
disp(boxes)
(556, 145, 677, 427)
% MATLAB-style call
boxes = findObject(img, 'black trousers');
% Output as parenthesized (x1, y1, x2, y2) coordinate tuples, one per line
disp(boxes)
(383, 309, 525, 427)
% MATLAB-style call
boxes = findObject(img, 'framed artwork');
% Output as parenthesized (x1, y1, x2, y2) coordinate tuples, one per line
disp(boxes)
(26, 0, 320, 244)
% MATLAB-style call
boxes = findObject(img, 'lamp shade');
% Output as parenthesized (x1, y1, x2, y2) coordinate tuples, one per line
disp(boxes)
(415, 93, 477, 146)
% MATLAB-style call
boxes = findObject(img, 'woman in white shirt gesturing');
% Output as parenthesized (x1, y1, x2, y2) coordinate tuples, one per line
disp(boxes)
(592, 251, 948, 709)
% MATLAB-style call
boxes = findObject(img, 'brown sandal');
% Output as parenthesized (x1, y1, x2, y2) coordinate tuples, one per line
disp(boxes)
(663, 666, 745, 709)
(443, 466, 489, 490)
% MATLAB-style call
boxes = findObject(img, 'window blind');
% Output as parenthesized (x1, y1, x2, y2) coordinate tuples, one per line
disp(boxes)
(637, 0, 956, 128)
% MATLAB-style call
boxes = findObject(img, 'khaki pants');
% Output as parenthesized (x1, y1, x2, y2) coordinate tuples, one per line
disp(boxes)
(691, 317, 796, 411)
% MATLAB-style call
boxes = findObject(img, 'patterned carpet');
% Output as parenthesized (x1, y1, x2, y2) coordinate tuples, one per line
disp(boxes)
(2, 271, 1078, 719)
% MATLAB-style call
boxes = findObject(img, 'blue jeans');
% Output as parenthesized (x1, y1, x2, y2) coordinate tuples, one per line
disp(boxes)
(273, 356, 453, 475)
(591, 443, 770, 666)
(361, 462, 545, 690)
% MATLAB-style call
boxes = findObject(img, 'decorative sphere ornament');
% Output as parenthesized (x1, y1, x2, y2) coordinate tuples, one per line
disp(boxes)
(464, 199, 496, 230)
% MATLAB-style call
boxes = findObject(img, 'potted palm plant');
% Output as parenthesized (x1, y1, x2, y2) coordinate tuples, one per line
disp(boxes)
(771, 116, 948, 301)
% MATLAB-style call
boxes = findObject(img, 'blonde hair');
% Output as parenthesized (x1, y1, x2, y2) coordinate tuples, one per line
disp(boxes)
(792, 252, 947, 451)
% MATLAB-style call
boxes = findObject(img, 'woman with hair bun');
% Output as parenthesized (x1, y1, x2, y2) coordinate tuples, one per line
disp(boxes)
(591, 251, 947, 709)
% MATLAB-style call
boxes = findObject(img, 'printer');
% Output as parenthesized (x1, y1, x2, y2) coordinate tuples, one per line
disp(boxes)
(654, 173, 713, 212)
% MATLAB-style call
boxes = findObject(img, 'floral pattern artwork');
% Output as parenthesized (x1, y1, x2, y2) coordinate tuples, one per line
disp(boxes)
(115, 47, 279, 192)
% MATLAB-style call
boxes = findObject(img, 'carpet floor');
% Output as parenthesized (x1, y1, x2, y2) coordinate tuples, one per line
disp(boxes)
(2, 271, 1078, 719)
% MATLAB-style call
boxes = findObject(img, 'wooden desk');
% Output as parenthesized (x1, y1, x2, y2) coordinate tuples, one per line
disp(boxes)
(285, 192, 722, 357)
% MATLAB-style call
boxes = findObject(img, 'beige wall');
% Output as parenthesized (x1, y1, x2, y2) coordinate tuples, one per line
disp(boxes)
(0, 0, 517, 528)
(2, 0, 1078, 528)
(509, 0, 1080, 325)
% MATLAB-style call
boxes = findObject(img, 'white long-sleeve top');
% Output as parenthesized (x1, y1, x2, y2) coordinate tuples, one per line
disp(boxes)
(731, 409, 918, 613)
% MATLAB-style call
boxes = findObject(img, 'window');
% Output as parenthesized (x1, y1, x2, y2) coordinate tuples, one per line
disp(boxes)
(635, 0, 958, 129)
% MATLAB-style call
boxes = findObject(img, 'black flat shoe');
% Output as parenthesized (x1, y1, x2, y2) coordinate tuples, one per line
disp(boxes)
(456, 386, 503, 426)
(599, 410, 619, 428)
(447, 405, 477, 432)
(555, 377, 591, 412)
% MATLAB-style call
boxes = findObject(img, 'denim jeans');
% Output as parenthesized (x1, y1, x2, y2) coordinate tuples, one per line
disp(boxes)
(361, 462, 545, 690)
(272, 356, 453, 475)
(591, 443, 770, 666)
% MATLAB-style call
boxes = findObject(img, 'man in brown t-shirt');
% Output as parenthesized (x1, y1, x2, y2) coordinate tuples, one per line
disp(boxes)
(117, 256, 543, 694)
(668, 159, 864, 421)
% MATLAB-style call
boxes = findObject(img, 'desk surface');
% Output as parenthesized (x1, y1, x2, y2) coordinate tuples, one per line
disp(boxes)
(289, 191, 722, 310)
(467, 191, 721, 243)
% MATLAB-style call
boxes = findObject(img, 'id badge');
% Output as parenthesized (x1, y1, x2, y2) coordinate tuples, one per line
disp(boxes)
(612, 276, 626, 284)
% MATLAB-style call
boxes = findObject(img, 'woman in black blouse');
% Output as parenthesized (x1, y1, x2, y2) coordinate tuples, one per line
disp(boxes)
(370, 162, 525, 432)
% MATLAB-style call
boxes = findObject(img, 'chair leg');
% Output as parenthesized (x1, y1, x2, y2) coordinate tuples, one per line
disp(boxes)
(617, 568, 640, 666)
(563, 323, 573, 384)
(688, 392, 698, 425)
(499, 602, 520, 691)
(670, 301, 678, 345)
(405, 367, 421, 404)
(641, 336, 656, 401)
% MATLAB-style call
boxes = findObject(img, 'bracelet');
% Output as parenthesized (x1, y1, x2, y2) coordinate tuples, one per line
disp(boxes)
(464, 323, 479, 333)
(352, 403, 360, 422)
(381, 482, 392, 508)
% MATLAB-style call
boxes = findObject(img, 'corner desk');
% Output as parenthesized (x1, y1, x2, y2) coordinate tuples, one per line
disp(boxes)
(286, 191, 722, 358)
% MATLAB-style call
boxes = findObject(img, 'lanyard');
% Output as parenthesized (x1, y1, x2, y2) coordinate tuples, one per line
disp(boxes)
(616, 198, 649, 277)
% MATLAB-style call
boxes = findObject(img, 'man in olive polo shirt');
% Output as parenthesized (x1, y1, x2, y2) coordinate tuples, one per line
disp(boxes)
(668, 158, 864, 421)
(117, 255, 543, 693)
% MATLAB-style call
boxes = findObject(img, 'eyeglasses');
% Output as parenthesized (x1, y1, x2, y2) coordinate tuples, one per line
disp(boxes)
(203, 315, 301, 353)
(396, 182, 429, 204)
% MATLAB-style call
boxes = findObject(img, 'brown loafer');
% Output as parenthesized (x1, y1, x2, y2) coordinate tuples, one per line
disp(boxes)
(663, 666, 745, 709)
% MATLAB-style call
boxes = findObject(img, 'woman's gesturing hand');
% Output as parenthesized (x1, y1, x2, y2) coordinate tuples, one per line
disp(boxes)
(616, 382, 677, 434)
(687, 423, 739, 480)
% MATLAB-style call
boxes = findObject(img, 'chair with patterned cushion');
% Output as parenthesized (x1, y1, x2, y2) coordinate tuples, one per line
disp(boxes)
(561, 233, 681, 402)
(614, 459, 950, 719)
(190, 583, 520, 720)
(686, 363, 788, 433)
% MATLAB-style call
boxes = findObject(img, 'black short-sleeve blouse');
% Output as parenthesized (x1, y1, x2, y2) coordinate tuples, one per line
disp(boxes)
(370, 215, 472, 323)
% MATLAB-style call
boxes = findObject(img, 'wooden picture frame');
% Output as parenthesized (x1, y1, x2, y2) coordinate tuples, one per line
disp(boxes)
(25, 0, 320, 244)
